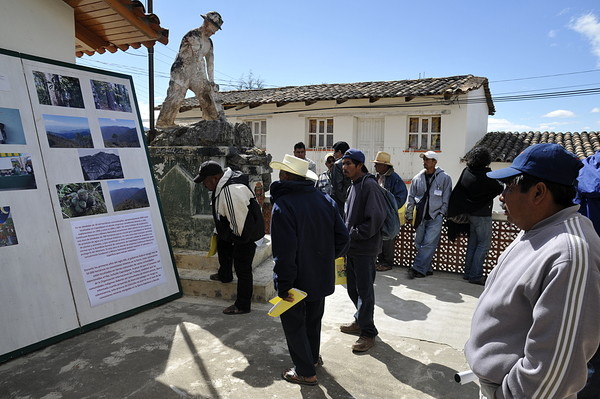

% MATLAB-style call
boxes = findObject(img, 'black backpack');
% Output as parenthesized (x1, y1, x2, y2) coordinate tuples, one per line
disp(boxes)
(359, 176, 400, 240)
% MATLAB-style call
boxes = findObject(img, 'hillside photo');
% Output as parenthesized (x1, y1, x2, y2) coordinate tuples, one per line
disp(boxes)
(107, 179, 149, 211)
(99, 118, 140, 148)
(43, 114, 93, 148)
(78, 149, 124, 180)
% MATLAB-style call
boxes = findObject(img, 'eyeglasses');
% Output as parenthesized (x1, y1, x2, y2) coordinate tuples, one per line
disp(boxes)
(501, 175, 522, 193)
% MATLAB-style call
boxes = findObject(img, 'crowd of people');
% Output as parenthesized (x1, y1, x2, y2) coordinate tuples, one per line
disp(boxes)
(194, 141, 599, 398)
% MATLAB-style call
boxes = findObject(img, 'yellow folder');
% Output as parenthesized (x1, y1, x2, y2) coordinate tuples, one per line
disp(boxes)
(267, 288, 307, 317)
(335, 257, 346, 285)
(206, 234, 217, 257)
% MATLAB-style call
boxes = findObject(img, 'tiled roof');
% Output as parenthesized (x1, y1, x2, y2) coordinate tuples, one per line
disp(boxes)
(64, 0, 169, 57)
(469, 131, 600, 162)
(178, 75, 495, 115)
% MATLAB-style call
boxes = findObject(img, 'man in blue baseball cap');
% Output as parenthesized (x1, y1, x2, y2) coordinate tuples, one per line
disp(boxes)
(465, 143, 600, 398)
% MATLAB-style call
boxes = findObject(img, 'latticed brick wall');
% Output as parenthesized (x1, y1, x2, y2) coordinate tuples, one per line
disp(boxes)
(394, 219, 520, 275)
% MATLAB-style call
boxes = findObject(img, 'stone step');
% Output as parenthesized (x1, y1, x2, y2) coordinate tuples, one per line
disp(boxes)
(174, 235, 275, 303)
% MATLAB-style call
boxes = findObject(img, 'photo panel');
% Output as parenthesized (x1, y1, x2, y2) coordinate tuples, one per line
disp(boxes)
(42, 114, 93, 148)
(0, 206, 18, 247)
(0, 153, 37, 191)
(0, 107, 26, 145)
(78, 148, 124, 181)
(107, 178, 150, 211)
(90, 79, 132, 113)
(32, 70, 84, 108)
(56, 182, 107, 218)
(99, 118, 140, 148)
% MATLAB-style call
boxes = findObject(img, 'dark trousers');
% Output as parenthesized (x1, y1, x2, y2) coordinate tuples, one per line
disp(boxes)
(346, 254, 378, 337)
(377, 238, 395, 266)
(280, 298, 325, 378)
(216, 238, 255, 311)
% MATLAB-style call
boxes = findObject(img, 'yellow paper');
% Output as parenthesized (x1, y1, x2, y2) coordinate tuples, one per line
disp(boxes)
(335, 257, 346, 285)
(398, 203, 407, 226)
(267, 288, 307, 317)
(206, 234, 217, 257)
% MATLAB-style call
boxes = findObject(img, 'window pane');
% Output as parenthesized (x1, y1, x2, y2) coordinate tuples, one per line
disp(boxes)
(261, 120, 267, 134)
(308, 134, 316, 148)
(431, 134, 441, 150)
(409, 118, 419, 133)
(408, 134, 418, 149)
(318, 135, 324, 147)
(326, 134, 333, 148)
(432, 117, 441, 133)
(326, 119, 333, 133)
(309, 119, 316, 133)
(420, 134, 428, 149)
(421, 119, 429, 133)
(319, 120, 325, 134)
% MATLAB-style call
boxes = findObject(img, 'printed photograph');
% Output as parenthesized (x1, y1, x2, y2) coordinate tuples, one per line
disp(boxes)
(78, 149, 124, 181)
(90, 80, 132, 112)
(42, 114, 93, 148)
(0, 207, 18, 247)
(33, 71, 84, 108)
(56, 182, 107, 219)
(107, 179, 149, 211)
(99, 118, 140, 148)
(0, 153, 37, 191)
(0, 107, 26, 145)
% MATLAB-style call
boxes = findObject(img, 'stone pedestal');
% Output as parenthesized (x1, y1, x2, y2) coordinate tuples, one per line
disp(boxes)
(148, 120, 271, 251)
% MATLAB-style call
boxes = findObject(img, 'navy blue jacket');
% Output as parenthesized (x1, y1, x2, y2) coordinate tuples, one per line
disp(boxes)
(270, 180, 349, 300)
(344, 174, 387, 256)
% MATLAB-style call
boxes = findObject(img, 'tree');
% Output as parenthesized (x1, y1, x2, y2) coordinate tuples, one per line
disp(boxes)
(234, 70, 265, 90)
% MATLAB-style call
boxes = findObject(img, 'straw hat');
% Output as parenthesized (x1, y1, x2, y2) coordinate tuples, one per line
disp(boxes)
(270, 154, 318, 181)
(372, 151, 393, 166)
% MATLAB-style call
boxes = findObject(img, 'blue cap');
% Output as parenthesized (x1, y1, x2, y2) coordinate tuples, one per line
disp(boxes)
(342, 148, 365, 163)
(487, 143, 582, 186)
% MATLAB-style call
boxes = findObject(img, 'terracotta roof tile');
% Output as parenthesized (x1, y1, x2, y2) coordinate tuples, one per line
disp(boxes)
(178, 75, 495, 114)
(469, 131, 600, 161)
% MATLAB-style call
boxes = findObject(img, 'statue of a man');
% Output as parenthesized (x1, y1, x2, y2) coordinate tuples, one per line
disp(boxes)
(156, 11, 225, 128)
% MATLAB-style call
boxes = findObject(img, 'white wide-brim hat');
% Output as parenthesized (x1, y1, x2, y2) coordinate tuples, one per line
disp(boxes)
(270, 154, 318, 181)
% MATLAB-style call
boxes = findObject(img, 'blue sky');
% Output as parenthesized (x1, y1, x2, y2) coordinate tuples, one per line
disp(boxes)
(76, 1, 600, 133)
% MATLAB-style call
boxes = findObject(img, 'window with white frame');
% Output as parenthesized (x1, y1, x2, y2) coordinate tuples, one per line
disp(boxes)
(407, 116, 441, 151)
(246, 120, 267, 149)
(307, 118, 334, 149)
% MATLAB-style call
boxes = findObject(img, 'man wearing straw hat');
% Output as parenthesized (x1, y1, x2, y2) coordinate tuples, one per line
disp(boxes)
(372, 151, 407, 271)
(270, 154, 349, 386)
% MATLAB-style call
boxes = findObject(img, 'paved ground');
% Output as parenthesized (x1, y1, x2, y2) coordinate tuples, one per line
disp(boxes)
(0, 268, 483, 399)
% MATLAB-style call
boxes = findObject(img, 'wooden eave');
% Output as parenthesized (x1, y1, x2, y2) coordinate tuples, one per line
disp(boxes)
(63, 0, 169, 57)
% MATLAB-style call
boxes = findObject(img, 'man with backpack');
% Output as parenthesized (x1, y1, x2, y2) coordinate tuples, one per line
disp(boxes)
(194, 160, 265, 315)
(339, 149, 387, 352)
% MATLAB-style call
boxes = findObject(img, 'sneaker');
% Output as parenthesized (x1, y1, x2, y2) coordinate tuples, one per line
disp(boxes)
(340, 321, 361, 335)
(209, 273, 221, 281)
(352, 336, 375, 352)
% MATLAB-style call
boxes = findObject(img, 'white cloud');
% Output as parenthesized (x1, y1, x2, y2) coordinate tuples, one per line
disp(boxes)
(592, 107, 600, 113)
(569, 14, 600, 65)
(543, 109, 575, 118)
(548, 30, 557, 38)
(487, 117, 532, 132)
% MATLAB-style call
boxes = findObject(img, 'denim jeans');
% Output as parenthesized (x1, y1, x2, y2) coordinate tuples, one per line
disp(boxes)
(464, 215, 492, 281)
(412, 214, 443, 275)
(345, 254, 378, 337)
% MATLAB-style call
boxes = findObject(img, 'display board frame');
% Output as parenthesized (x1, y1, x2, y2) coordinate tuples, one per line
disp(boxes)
(0, 48, 181, 363)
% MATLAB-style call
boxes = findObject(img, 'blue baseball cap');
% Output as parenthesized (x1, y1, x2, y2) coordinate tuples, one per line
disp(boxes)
(342, 148, 365, 163)
(487, 143, 582, 186)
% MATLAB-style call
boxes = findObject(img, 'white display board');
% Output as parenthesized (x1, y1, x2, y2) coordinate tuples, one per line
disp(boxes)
(0, 49, 181, 362)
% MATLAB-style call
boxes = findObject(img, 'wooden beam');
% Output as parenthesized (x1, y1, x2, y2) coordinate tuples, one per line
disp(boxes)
(249, 103, 262, 109)
(276, 101, 288, 107)
(305, 100, 317, 106)
(102, 0, 162, 40)
(74, 21, 110, 52)
(405, 96, 415, 102)
(336, 99, 348, 104)
(369, 97, 380, 103)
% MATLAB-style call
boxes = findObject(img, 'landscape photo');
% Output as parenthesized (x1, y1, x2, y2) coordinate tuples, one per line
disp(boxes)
(0, 153, 37, 191)
(90, 80, 132, 112)
(32, 71, 84, 108)
(78, 149, 124, 181)
(0, 107, 26, 145)
(107, 179, 149, 211)
(0, 206, 18, 247)
(43, 114, 93, 148)
(99, 118, 140, 148)
(56, 182, 107, 219)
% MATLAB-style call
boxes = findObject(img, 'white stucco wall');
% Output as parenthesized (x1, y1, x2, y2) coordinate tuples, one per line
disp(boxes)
(178, 92, 490, 189)
(0, 0, 74, 63)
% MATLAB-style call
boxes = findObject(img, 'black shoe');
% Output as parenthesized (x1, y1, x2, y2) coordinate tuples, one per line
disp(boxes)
(407, 268, 425, 279)
(209, 273, 232, 283)
(426, 271, 433, 276)
(469, 278, 486, 286)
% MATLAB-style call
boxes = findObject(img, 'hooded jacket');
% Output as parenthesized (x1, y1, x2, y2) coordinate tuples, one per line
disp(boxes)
(406, 166, 452, 222)
(270, 179, 349, 299)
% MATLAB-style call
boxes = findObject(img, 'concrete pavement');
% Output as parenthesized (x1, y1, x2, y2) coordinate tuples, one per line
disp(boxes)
(0, 267, 483, 398)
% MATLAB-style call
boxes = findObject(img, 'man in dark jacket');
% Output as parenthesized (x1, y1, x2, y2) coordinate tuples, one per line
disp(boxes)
(447, 147, 503, 285)
(330, 141, 351, 216)
(339, 149, 387, 352)
(270, 154, 349, 386)
(194, 160, 264, 315)
(372, 151, 408, 271)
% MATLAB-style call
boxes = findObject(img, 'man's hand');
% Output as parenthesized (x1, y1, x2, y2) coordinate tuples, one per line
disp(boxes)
(281, 293, 294, 302)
